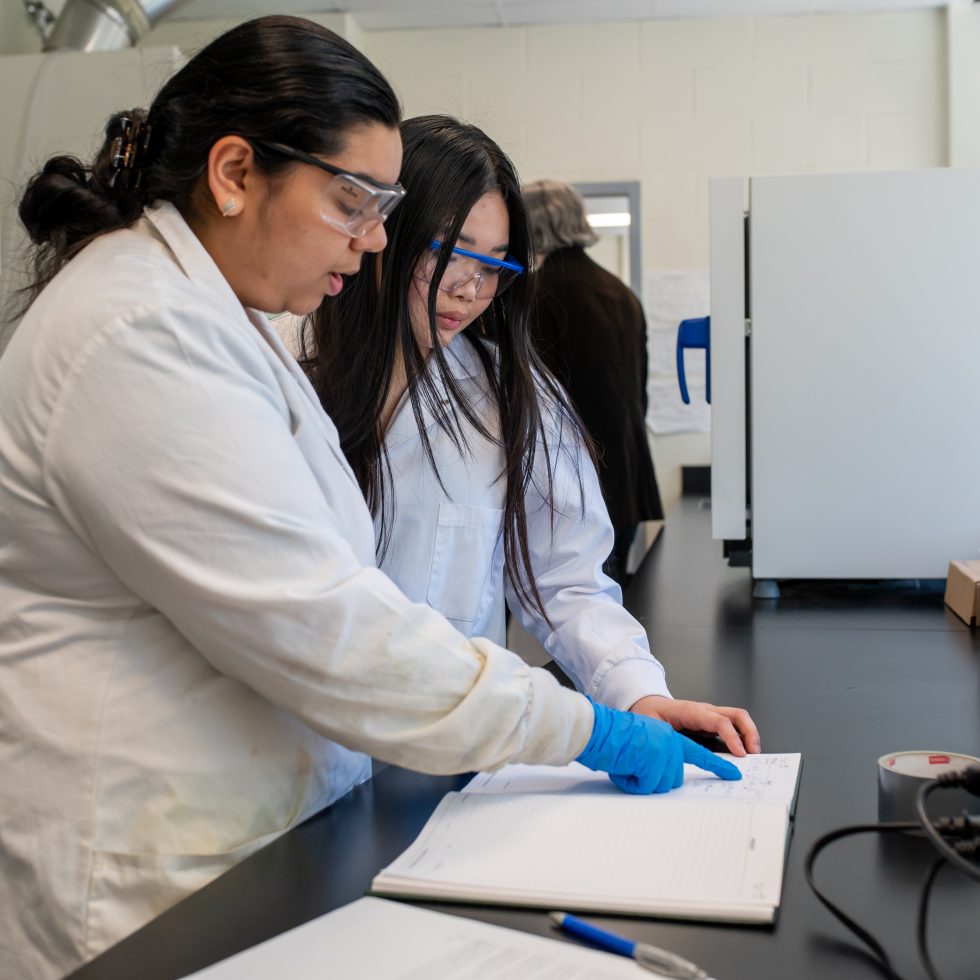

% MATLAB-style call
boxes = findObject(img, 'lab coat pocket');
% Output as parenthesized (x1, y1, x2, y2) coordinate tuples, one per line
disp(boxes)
(427, 503, 504, 627)
(83, 831, 280, 962)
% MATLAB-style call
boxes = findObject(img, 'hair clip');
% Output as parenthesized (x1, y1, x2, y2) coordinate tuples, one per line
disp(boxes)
(108, 115, 153, 188)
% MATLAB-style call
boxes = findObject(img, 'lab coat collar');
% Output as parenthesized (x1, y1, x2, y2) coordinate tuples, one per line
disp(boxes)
(385, 337, 491, 450)
(443, 336, 484, 381)
(142, 200, 314, 408)
(142, 200, 361, 488)
(142, 201, 244, 316)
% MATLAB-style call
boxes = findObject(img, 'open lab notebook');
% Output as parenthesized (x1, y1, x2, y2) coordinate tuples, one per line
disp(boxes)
(371, 753, 802, 925)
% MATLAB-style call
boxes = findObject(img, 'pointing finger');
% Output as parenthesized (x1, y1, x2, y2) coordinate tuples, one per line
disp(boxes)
(680, 736, 742, 781)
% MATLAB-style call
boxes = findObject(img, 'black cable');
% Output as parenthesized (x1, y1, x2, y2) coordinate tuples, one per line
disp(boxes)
(914, 779, 980, 883)
(804, 821, 917, 980)
(915, 857, 945, 980)
(805, 770, 980, 980)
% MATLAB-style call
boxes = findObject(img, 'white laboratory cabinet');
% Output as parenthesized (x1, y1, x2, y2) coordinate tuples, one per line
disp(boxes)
(709, 169, 980, 584)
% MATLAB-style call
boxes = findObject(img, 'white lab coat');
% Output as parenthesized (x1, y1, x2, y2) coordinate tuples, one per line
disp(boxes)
(0, 202, 591, 979)
(380, 338, 670, 710)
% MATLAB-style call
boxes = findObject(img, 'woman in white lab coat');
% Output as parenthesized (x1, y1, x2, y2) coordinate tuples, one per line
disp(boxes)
(304, 116, 761, 752)
(0, 20, 740, 980)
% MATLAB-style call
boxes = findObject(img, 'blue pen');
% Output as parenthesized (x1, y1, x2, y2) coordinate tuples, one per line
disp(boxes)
(549, 912, 712, 980)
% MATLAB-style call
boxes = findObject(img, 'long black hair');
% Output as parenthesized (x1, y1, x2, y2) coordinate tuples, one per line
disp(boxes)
(303, 115, 590, 624)
(16, 15, 401, 308)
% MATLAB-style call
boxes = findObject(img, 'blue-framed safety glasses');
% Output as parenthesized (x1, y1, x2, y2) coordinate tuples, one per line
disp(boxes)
(422, 239, 525, 299)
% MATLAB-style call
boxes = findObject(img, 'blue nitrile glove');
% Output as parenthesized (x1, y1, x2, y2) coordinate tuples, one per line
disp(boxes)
(576, 699, 742, 794)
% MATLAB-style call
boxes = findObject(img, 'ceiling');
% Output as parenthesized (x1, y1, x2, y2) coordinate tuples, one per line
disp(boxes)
(171, 0, 950, 29)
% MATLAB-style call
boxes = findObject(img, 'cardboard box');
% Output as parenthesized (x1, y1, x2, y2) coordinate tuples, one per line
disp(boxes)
(944, 560, 980, 627)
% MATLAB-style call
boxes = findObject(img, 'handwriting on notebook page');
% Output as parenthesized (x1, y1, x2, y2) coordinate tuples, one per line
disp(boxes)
(465, 753, 801, 808)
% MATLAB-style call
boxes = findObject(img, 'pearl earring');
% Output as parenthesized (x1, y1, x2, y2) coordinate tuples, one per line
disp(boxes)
(221, 199, 238, 217)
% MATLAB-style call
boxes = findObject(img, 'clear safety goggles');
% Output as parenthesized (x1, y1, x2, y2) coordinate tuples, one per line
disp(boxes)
(418, 240, 525, 299)
(252, 139, 406, 238)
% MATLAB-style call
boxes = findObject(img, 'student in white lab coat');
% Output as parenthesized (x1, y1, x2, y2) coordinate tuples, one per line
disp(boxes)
(303, 116, 761, 755)
(0, 20, 740, 980)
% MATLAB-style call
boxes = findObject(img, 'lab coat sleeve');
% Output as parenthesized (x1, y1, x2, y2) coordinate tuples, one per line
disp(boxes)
(505, 400, 671, 709)
(41, 307, 592, 774)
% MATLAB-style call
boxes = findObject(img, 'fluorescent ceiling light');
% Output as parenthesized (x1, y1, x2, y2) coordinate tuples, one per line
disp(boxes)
(587, 211, 631, 228)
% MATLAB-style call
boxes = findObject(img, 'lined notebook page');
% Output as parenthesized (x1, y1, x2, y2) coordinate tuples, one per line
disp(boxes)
(375, 791, 788, 917)
(463, 754, 801, 809)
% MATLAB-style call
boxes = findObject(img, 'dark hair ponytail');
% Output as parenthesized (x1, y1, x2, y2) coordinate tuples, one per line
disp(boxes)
(17, 15, 400, 307)
(18, 108, 154, 303)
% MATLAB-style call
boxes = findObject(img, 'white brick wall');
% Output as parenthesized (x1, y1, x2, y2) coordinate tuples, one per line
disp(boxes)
(368, 11, 947, 510)
(5, 8, 947, 513)
(367, 9, 945, 266)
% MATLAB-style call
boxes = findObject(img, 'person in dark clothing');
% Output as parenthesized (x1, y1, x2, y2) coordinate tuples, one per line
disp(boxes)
(524, 179, 663, 585)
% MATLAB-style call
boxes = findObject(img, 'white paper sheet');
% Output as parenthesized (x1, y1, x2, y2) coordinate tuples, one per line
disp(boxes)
(648, 376, 711, 435)
(181, 897, 654, 979)
(642, 269, 711, 435)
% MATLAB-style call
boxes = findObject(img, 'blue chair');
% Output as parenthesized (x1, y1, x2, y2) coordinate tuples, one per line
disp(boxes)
(676, 315, 711, 405)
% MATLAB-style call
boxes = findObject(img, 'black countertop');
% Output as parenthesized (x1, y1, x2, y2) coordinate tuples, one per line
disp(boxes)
(69, 498, 980, 980)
